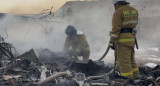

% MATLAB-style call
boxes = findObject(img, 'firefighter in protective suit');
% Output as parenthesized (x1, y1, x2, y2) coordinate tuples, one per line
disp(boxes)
(63, 25, 90, 60)
(109, 0, 140, 79)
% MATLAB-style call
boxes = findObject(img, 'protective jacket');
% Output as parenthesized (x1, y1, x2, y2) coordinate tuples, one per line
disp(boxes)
(64, 35, 89, 52)
(63, 31, 90, 60)
(110, 4, 138, 47)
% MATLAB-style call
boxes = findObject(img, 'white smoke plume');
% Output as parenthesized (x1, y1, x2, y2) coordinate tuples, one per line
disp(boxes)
(0, 0, 160, 65)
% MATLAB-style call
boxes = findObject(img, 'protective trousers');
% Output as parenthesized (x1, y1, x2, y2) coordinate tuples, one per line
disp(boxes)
(115, 44, 139, 79)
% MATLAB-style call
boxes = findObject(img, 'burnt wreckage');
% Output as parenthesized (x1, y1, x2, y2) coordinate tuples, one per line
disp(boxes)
(0, 36, 160, 86)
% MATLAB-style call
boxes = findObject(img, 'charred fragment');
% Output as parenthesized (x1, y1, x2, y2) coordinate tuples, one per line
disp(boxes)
(17, 49, 38, 63)
(0, 36, 15, 61)
(0, 0, 159, 86)
(0, 48, 160, 86)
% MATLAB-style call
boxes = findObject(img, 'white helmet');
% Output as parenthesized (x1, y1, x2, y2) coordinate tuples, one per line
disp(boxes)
(112, 0, 126, 4)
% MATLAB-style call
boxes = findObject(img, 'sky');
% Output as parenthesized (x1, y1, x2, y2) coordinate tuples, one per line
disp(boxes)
(0, 0, 74, 14)
(1, 0, 158, 14)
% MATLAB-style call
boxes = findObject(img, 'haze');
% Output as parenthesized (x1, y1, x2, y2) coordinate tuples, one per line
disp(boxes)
(0, 0, 75, 14)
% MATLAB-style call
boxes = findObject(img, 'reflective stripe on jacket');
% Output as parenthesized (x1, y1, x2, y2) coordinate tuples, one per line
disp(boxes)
(110, 4, 138, 47)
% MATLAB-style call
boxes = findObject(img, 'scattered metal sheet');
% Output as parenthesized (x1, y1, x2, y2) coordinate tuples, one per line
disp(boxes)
(17, 49, 38, 63)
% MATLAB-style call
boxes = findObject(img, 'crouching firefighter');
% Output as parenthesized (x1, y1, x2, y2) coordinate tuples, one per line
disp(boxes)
(63, 25, 90, 61)
(109, 0, 140, 79)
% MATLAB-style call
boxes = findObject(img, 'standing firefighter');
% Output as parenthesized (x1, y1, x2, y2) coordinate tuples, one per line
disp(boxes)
(109, 0, 140, 79)
(63, 25, 90, 60)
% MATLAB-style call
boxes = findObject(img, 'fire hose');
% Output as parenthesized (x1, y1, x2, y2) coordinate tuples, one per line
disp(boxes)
(88, 44, 116, 82)
(36, 71, 71, 85)
(98, 45, 110, 61)
(86, 68, 114, 81)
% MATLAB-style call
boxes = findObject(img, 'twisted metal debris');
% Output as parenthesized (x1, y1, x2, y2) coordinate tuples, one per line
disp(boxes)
(0, 47, 160, 86)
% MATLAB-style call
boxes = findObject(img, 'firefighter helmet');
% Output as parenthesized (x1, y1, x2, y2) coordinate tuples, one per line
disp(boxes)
(65, 25, 77, 40)
(112, 0, 126, 4)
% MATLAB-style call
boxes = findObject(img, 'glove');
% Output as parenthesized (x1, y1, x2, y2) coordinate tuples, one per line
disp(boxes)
(69, 49, 80, 59)
(71, 55, 75, 59)
(109, 42, 116, 50)
(76, 49, 80, 53)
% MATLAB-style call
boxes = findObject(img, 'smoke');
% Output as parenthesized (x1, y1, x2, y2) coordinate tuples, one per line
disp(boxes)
(52, 0, 160, 64)
(0, 0, 160, 65)
(0, 0, 114, 63)
(0, 14, 67, 56)
(54, 0, 115, 63)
